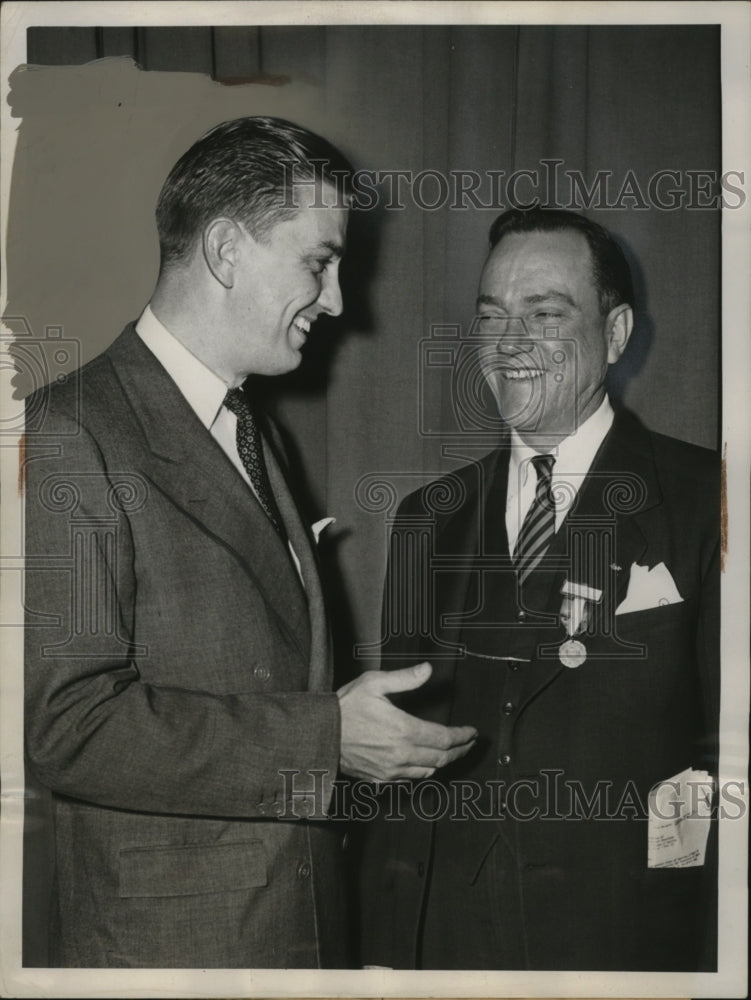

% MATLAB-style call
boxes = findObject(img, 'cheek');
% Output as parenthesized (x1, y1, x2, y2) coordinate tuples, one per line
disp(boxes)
(279, 271, 320, 313)
(238, 272, 277, 318)
(574, 329, 608, 378)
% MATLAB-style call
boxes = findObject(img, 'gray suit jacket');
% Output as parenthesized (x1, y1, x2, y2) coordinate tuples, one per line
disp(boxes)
(24, 325, 347, 968)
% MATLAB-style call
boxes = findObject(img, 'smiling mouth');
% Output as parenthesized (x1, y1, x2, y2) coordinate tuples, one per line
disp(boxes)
(293, 316, 312, 336)
(498, 367, 546, 380)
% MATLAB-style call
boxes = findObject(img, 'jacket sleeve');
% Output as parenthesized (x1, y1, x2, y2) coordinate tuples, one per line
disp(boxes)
(23, 409, 341, 821)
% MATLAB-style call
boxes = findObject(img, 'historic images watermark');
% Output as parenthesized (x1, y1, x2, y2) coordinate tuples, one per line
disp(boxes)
(3, 317, 81, 433)
(280, 159, 746, 212)
(278, 768, 746, 823)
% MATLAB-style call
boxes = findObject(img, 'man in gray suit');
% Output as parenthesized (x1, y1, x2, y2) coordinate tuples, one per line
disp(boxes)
(23, 116, 476, 969)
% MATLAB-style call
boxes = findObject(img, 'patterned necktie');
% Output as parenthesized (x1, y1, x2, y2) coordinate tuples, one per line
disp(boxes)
(224, 388, 286, 538)
(513, 453, 556, 585)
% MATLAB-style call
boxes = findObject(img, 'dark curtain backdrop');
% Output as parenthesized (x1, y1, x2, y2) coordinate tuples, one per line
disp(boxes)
(13, 24, 720, 965)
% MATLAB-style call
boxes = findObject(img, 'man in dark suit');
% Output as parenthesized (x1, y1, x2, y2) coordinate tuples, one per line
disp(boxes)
(359, 207, 719, 971)
(23, 116, 477, 969)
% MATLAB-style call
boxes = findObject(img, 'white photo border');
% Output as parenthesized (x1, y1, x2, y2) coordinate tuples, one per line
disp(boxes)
(1, 2, 748, 997)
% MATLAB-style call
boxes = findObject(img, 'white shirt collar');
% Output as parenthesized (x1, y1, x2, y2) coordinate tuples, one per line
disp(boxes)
(508, 396, 615, 496)
(135, 305, 230, 430)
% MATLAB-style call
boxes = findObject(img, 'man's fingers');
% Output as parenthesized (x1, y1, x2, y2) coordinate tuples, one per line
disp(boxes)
(337, 665, 478, 782)
(375, 766, 437, 783)
(374, 661, 432, 694)
(409, 717, 478, 750)
(441, 740, 478, 766)
(403, 739, 477, 770)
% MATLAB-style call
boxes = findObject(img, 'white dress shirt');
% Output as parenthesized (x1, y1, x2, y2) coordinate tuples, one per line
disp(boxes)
(505, 397, 615, 556)
(135, 305, 304, 579)
(136, 305, 254, 488)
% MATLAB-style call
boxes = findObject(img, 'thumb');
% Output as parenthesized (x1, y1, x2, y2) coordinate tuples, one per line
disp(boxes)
(377, 661, 432, 694)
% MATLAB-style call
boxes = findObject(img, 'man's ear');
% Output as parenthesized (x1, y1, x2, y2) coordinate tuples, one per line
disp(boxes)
(203, 218, 244, 289)
(605, 303, 634, 364)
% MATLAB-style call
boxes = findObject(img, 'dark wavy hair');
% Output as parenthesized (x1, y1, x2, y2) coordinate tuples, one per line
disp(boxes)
(488, 207, 634, 315)
(156, 116, 353, 271)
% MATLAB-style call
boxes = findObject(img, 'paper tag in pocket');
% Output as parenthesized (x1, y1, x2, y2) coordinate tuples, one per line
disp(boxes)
(647, 767, 713, 868)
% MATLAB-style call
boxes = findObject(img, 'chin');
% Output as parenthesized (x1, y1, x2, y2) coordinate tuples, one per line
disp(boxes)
(495, 387, 544, 429)
(278, 350, 303, 375)
(244, 355, 301, 378)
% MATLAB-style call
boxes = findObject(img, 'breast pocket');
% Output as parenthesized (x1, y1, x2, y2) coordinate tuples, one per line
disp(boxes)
(612, 597, 697, 662)
(119, 839, 268, 898)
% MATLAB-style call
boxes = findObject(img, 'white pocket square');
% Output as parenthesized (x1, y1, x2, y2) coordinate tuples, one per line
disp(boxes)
(615, 561, 683, 615)
(311, 517, 336, 544)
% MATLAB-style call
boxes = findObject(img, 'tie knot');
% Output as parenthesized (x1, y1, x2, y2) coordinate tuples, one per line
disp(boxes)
(531, 453, 555, 483)
(224, 387, 250, 418)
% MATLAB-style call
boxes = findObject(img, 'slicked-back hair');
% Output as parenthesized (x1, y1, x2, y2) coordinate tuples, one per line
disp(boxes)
(155, 116, 353, 271)
(488, 207, 634, 316)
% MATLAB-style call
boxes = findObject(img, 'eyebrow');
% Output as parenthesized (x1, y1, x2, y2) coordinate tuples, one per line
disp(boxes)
(477, 293, 503, 309)
(524, 291, 577, 308)
(311, 239, 345, 258)
(476, 290, 576, 310)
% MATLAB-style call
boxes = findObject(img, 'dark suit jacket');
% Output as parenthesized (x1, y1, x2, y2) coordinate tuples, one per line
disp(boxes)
(24, 325, 347, 968)
(359, 409, 719, 971)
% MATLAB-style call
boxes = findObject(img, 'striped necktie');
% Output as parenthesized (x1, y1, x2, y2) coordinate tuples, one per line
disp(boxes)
(513, 453, 556, 584)
(224, 388, 286, 538)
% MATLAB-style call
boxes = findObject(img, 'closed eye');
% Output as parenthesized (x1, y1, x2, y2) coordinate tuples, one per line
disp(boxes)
(310, 253, 341, 277)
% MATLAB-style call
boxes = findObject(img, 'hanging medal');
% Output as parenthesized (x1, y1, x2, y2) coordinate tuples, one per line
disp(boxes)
(558, 579, 602, 668)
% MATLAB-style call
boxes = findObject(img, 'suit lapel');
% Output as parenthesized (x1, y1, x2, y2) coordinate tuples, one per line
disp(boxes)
(517, 409, 663, 710)
(263, 426, 330, 692)
(569, 409, 661, 611)
(106, 327, 312, 667)
(420, 447, 508, 723)
(403, 413, 665, 721)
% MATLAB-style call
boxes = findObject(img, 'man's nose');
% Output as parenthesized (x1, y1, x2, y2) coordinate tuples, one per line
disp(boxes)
(486, 316, 530, 347)
(497, 340, 535, 355)
(490, 317, 529, 351)
(318, 268, 343, 317)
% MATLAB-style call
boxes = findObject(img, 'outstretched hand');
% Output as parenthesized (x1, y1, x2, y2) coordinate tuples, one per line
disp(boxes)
(337, 662, 478, 782)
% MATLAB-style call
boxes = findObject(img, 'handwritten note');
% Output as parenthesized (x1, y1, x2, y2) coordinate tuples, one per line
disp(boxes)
(648, 767, 713, 868)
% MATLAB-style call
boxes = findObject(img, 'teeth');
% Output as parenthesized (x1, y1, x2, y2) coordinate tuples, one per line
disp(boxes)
(294, 317, 311, 334)
(501, 369, 545, 380)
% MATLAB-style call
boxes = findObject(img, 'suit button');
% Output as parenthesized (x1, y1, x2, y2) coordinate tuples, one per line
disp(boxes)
(297, 861, 311, 879)
(498, 754, 511, 766)
(417, 862, 425, 877)
(503, 701, 515, 715)
(508, 661, 519, 671)
(254, 665, 271, 682)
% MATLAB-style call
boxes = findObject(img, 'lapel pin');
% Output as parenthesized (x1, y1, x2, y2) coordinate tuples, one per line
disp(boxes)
(610, 563, 622, 572)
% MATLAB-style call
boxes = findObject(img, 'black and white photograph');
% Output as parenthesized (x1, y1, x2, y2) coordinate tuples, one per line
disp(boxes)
(0, 2, 748, 997)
